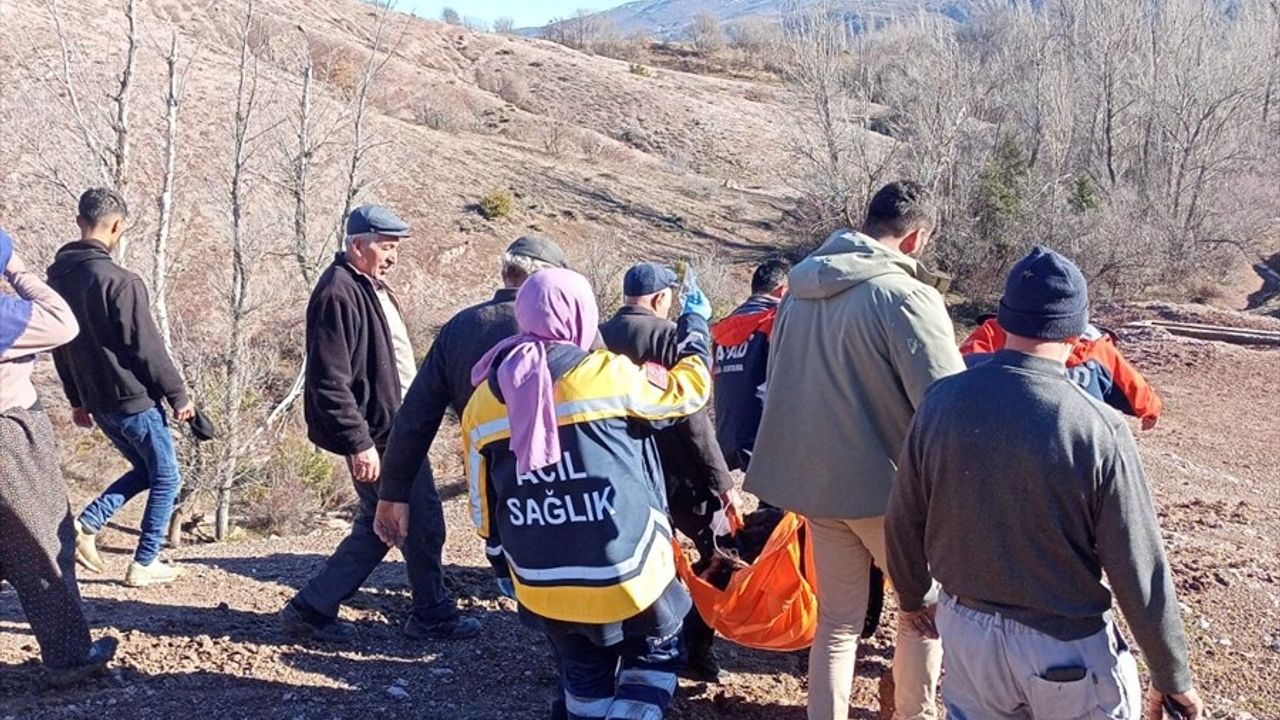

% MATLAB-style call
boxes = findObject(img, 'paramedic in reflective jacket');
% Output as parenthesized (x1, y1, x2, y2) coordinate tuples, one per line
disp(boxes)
(462, 268, 714, 720)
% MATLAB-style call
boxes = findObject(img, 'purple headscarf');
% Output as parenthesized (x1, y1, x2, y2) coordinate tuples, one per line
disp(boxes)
(471, 268, 599, 474)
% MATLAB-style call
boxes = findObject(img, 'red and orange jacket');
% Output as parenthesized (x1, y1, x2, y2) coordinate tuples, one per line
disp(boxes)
(960, 317, 1163, 421)
(710, 296, 779, 471)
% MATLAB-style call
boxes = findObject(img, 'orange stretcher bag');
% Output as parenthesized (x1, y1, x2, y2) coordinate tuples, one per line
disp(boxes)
(673, 511, 819, 652)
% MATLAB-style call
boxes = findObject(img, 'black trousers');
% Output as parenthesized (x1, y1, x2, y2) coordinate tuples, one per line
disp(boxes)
(294, 457, 455, 623)
(0, 406, 92, 668)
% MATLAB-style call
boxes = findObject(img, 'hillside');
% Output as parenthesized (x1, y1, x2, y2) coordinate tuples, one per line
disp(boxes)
(536, 0, 973, 40)
(0, 0, 805, 332)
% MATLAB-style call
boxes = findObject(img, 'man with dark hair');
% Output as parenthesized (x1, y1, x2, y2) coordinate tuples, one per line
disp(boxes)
(597, 262, 737, 683)
(281, 205, 476, 644)
(887, 247, 1203, 720)
(48, 188, 193, 588)
(746, 181, 963, 720)
(710, 258, 790, 471)
(372, 235, 569, 639)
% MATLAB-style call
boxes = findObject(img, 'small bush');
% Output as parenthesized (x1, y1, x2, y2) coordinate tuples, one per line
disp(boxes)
(629, 63, 651, 77)
(479, 189, 514, 220)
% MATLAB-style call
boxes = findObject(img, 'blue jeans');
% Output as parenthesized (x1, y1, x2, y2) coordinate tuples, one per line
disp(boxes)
(548, 627, 685, 720)
(79, 406, 182, 566)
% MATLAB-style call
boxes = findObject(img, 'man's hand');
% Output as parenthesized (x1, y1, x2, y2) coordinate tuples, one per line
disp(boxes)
(1142, 416, 1159, 431)
(71, 408, 94, 429)
(173, 402, 196, 423)
(374, 500, 409, 548)
(348, 446, 381, 483)
(1145, 687, 1203, 719)
(680, 287, 712, 321)
(898, 605, 939, 640)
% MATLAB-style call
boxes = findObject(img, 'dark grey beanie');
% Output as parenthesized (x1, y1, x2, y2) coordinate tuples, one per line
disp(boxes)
(997, 246, 1089, 340)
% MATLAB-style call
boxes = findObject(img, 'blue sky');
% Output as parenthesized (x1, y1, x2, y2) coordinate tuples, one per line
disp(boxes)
(400, 1, 610, 28)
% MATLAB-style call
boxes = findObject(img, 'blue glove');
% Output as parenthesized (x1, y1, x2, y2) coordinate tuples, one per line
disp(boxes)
(680, 287, 712, 321)
(495, 577, 515, 600)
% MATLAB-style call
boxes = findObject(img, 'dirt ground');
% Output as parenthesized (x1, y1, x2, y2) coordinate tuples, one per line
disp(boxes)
(2, 305, 1278, 720)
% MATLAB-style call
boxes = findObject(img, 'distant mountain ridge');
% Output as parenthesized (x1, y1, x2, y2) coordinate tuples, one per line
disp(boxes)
(528, 0, 973, 39)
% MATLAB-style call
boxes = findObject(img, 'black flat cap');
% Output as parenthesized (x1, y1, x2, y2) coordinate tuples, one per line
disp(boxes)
(507, 235, 568, 268)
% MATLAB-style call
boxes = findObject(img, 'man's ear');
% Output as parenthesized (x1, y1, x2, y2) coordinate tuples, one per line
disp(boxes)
(111, 217, 125, 236)
(900, 229, 921, 256)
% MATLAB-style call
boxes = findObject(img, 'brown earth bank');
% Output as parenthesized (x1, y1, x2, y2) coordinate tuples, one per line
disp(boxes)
(2, 307, 1278, 720)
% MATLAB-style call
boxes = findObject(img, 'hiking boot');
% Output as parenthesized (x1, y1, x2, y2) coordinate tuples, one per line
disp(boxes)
(403, 614, 481, 642)
(74, 520, 106, 574)
(681, 646, 725, 684)
(124, 559, 182, 588)
(44, 637, 118, 689)
(279, 602, 356, 644)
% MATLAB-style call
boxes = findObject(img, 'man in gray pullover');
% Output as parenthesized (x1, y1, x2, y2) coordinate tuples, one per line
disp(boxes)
(886, 247, 1202, 719)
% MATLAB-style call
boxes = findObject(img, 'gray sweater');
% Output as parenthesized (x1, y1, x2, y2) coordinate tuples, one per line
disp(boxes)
(885, 350, 1192, 694)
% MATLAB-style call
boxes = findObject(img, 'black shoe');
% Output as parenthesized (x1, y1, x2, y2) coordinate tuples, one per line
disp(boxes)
(45, 637, 118, 688)
(681, 647, 725, 684)
(403, 614, 481, 641)
(279, 603, 356, 644)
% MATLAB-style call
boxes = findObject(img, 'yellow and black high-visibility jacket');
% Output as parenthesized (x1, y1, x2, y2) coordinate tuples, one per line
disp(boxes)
(462, 315, 712, 626)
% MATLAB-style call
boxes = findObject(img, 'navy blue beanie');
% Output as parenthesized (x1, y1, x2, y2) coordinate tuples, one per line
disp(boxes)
(997, 246, 1089, 340)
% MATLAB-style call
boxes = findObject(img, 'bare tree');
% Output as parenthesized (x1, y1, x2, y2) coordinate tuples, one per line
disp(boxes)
(690, 12, 724, 54)
(216, 0, 262, 541)
(152, 30, 187, 356)
(493, 17, 516, 35)
(335, 1, 402, 250)
(440, 7, 460, 26)
(41, 0, 139, 258)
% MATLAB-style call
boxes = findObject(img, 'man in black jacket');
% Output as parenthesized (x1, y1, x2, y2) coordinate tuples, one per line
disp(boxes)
(281, 205, 477, 644)
(373, 235, 568, 541)
(598, 262, 736, 684)
(48, 188, 193, 589)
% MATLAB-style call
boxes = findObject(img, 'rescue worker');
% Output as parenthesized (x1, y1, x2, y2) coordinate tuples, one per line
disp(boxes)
(461, 268, 713, 720)
(710, 258, 790, 471)
(598, 262, 735, 683)
(960, 316, 1163, 430)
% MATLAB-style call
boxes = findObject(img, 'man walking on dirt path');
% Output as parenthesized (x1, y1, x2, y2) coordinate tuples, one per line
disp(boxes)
(280, 205, 477, 645)
(746, 181, 963, 720)
(710, 258, 789, 472)
(48, 188, 194, 589)
(886, 246, 1204, 720)
(2, 228, 118, 685)
(371, 235, 568, 630)
(598, 261, 737, 684)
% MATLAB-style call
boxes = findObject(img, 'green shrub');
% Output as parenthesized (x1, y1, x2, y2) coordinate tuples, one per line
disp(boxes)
(629, 63, 651, 77)
(479, 189, 514, 220)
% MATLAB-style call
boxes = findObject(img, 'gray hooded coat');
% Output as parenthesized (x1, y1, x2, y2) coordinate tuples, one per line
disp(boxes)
(744, 230, 965, 520)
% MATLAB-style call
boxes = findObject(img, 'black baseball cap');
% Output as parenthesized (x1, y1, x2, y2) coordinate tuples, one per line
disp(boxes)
(623, 262, 679, 297)
(346, 205, 411, 238)
(506, 235, 568, 268)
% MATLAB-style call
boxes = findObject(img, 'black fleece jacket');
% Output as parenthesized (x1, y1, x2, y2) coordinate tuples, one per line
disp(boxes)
(599, 306, 735, 509)
(46, 241, 188, 416)
(304, 255, 402, 456)
(379, 288, 521, 503)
